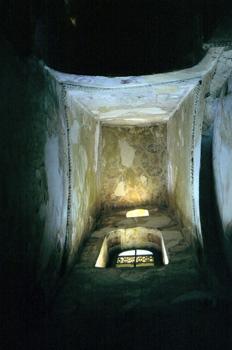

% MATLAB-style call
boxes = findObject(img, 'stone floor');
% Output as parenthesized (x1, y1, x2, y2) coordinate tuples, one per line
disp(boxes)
(27, 208, 232, 349)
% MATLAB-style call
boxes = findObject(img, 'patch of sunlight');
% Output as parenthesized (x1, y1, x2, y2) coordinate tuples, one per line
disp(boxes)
(119, 250, 136, 256)
(126, 209, 149, 218)
(136, 249, 153, 255)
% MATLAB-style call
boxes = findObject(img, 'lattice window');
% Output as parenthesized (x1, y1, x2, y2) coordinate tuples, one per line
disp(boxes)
(116, 249, 155, 268)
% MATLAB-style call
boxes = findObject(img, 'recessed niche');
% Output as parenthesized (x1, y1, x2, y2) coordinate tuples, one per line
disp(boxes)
(95, 227, 169, 268)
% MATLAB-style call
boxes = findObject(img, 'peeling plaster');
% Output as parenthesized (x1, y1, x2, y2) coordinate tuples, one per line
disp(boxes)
(140, 175, 148, 187)
(115, 182, 126, 196)
(101, 125, 168, 209)
(78, 145, 88, 192)
(156, 86, 180, 94)
(45, 135, 63, 230)
(70, 120, 80, 144)
(93, 107, 167, 117)
(72, 189, 80, 218)
(39, 134, 64, 273)
(119, 140, 135, 167)
(94, 122, 100, 173)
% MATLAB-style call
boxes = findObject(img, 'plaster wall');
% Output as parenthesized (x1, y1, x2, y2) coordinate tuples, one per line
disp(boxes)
(213, 75, 232, 271)
(52, 48, 225, 257)
(37, 76, 68, 291)
(167, 50, 219, 253)
(168, 87, 197, 249)
(203, 49, 232, 132)
(189, 58, 220, 250)
(65, 91, 101, 262)
(1, 43, 229, 315)
(100, 124, 168, 209)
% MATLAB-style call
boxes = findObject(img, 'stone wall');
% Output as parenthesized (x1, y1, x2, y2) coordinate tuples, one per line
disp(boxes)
(100, 124, 168, 210)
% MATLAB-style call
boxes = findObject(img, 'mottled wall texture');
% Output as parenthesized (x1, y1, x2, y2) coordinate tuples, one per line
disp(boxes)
(167, 48, 232, 255)
(101, 124, 167, 209)
(66, 90, 101, 262)
(168, 88, 196, 249)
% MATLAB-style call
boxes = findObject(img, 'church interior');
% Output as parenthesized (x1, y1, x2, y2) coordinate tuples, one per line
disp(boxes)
(1, 1, 232, 349)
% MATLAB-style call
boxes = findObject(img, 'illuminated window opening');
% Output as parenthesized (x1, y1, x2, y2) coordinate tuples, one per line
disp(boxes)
(116, 249, 156, 268)
(126, 209, 149, 218)
(95, 227, 169, 268)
